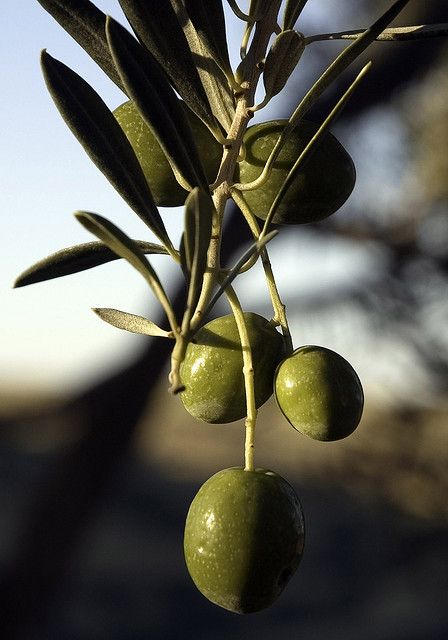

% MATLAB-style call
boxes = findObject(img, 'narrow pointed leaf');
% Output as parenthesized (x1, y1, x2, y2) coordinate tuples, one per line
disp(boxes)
(118, 0, 218, 134)
(93, 308, 171, 337)
(263, 30, 305, 102)
(259, 0, 412, 182)
(75, 211, 177, 328)
(13, 240, 169, 288)
(264, 62, 372, 233)
(183, 0, 233, 80)
(41, 51, 170, 246)
(283, 1, 309, 30)
(171, 0, 235, 132)
(106, 16, 210, 194)
(36, 0, 126, 92)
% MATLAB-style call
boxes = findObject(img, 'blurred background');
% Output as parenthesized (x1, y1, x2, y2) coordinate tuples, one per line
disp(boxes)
(1, 1, 447, 638)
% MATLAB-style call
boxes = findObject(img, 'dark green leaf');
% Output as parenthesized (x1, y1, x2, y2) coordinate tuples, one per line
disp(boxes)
(171, 0, 235, 132)
(93, 308, 171, 337)
(283, 1, 309, 30)
(263, 30, 305, 102)
(106, 16, 210, 194)
(183, 0, 232, 79)
(118, 0, 219, 134)
(36, 0, 126, 92)
(13, 240, 169, 288)
(41, 50, 171, 247)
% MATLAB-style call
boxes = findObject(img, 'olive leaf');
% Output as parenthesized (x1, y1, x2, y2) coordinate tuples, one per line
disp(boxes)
(262, 30, 305, 104)
(13, 240, 169, 288)
(75, 211, 178, 331)
(245, 0, 411, 191)
(262, 61, 372, 233)
(117, 0, 219, 136)
(171, 0, 236, 132)
(106, 16, 210, 195)
(183, 0, 232, 78)
(181, 188, 214, 327)
(93, 308, 172, 338)
(283, 0, 309, 30)
(36, 0, 126, 92)
(41, 51, 171, 249)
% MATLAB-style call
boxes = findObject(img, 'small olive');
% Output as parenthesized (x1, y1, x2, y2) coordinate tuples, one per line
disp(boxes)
(180, 312, 285, 424)
(275, 345, 364, 441)
(184, 466, 305, 614)
(237, 119, 356, 224)
(113, 100, 222, 206)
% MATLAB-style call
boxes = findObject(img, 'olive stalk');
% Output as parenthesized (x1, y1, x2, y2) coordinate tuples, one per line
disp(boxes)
(230, 188, 293, 353)
(223, 284, 257, 472)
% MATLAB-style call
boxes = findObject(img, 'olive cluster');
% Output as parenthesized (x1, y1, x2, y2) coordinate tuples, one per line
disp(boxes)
(112, 98, 363, 614)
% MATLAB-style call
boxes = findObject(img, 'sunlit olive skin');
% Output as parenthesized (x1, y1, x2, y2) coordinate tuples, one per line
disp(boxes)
(113, 100, 222, 206)
(180, 313, 285, 423)
(184, 467, 305, 614)
(275, 345, 364, 441)
(237, 120, 356, 224)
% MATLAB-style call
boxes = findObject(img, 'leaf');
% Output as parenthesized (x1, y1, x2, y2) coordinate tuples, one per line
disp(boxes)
(251, 0, 412, 186)
(75, 211, 177, 330)
(263, 61, 372, 233)
(283, 1, 309, 30)
(171, 0, 235, 132)
(13, 240, 169, 288)
(36, 0, 126, 92)
(105, 16, 210, 194)
(93, 308, 171, 337)
(182, 188, 214, 324)
(117, 0, 219, 135)
(183, 0, 232, 78)
(263, 30, 305, 103)
(41, 51, 171, 247)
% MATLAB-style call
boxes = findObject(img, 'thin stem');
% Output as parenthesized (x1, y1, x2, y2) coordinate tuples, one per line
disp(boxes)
(231, 188, 293, 352)
(224, 284, 257, 472)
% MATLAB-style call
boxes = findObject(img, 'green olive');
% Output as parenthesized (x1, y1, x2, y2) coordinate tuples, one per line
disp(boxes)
(180, 313, 285, 424)
(184, 466, 305, 614)
(275, 345, 364, 441)
(113, 100, 222, 206)
(237, 120, 356, 224)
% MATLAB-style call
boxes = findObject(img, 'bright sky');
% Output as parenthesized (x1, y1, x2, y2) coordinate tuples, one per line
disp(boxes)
(1, 2, 430, 405)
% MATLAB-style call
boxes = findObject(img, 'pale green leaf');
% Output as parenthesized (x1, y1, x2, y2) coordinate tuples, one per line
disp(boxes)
(93, 308, 171, 337)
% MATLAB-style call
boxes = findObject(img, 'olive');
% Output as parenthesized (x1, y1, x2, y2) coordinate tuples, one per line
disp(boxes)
(184, 466, 305, 613)
(180, 312, 285, 423)
(274, 345, 364, 441)
(113, 100, 222, 206)
(237, 119, 356, 224)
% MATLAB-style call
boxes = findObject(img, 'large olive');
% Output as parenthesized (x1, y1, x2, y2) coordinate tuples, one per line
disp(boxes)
(274, 345, 364, 441)
(180, 312, 284, 424)
(237, 120, 356, 224)
(184, 466, 305, 613)
(113, 100, 222, 206)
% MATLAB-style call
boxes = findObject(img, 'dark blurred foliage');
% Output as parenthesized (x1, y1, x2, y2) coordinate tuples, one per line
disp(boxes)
(1, 1, 447, 638)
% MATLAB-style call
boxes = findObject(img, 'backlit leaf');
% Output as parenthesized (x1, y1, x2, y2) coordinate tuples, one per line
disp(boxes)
(93, 308, 171, 337)
(14, 240, 169, 288)
(41, 51, 171, 247)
